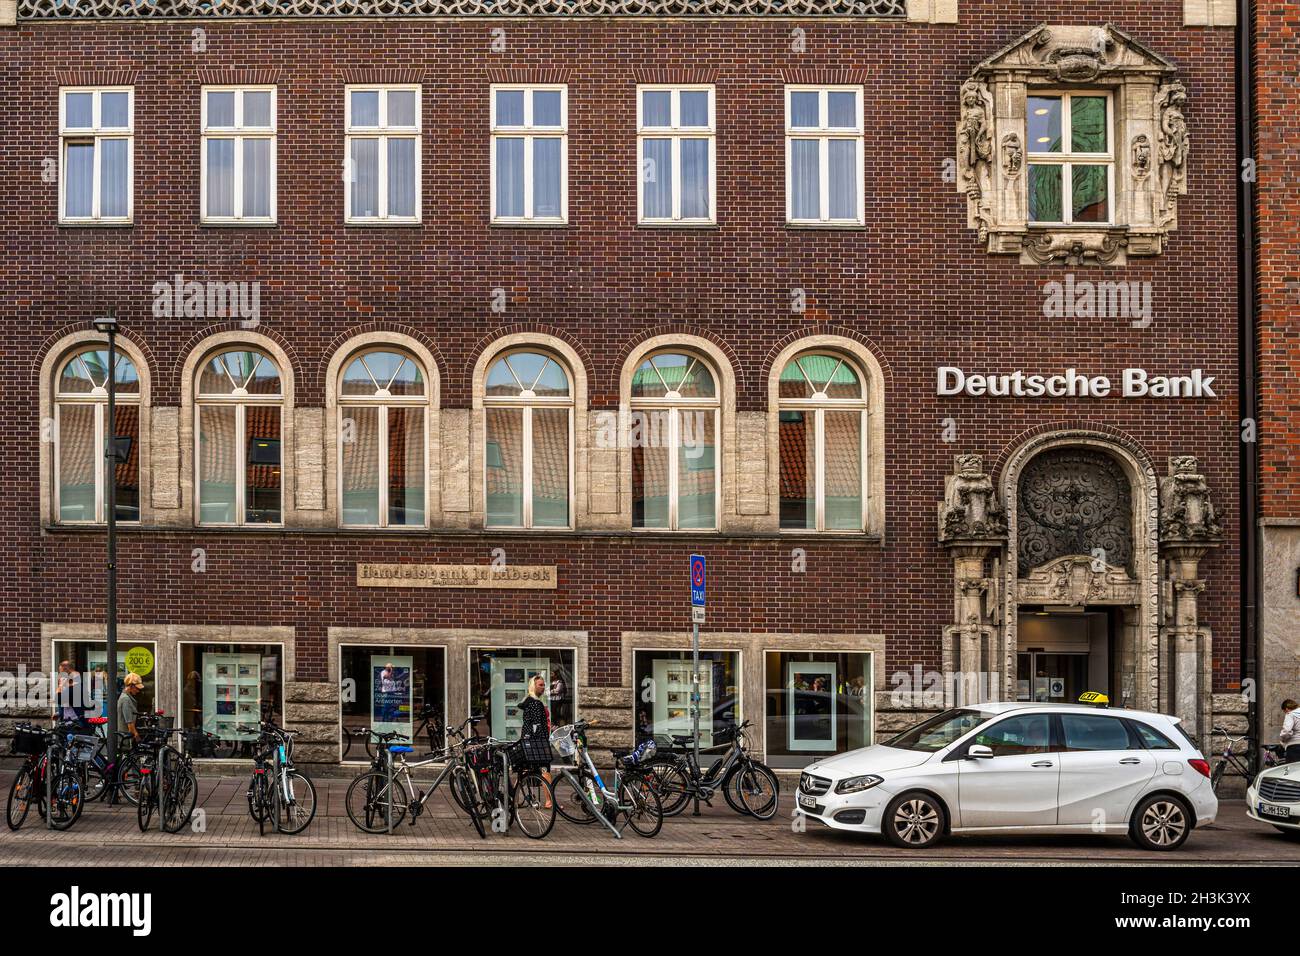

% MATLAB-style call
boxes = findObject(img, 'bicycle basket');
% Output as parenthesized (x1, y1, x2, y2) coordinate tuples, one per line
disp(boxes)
(67, 735, 99, 763)
(549, 724, 577, 757)
(11, 724, 47, 756)
(518, 735, 555, 768)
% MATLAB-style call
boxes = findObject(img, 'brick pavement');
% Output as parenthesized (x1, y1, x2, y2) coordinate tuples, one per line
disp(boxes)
(1, 769, 1297, 866)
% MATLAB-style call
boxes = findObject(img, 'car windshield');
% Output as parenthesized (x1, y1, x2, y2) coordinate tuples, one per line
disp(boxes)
(886, 708, 991, 752)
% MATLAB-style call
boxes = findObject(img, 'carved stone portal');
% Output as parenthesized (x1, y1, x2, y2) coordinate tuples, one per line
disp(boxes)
(1017, 447, 1134, 577)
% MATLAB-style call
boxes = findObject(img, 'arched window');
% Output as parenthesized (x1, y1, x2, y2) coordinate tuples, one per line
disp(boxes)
(484, 350, 573, 529)
(778, 351, 867, 532)
(196, 348, 283, 525)
(630, 350, 719, 530)
(55, 348, 141, 523)
(338, 348, 427, 527)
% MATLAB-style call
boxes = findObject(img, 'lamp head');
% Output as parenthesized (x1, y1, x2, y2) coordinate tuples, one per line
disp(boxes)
(92, 310, 118, 335)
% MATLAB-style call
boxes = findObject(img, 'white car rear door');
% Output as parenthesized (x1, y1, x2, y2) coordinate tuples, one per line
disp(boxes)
(1056, 713, 1158, 827)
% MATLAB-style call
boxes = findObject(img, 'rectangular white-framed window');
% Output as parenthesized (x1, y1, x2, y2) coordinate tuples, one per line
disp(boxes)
(344, 85, 422, 224)
(338, 643, 448, 762)
(631, 648, 742, 750)
(784, 86, 864, 226)
(467, 646, 577, 742)
(490, 84, 568, 224)
(201, 86, 277, 224)
(178, 641, 285, 751)
(637, 85, 715, 225)
(1026, 91, 1114, 226)
(59, 87, 134, 225)
(762, 649, 873, 769)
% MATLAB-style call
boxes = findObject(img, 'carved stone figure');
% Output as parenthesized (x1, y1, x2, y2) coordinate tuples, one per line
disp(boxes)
(1131, 134, 1151, 180)
(1156, 81, 1189, 223)
(1000, 133, 1022, 178)
(1160, 456, 1224, 543)
(939, 454, 1007, 543)
(1021, 232, 1128, 267)
(957, 79, 994, 241)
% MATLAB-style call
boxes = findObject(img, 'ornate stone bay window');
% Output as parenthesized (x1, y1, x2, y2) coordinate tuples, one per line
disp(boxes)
(957, 24, 1189, 267)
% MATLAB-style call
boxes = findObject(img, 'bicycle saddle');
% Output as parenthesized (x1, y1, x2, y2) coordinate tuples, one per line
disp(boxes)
(388, 745, 414, 754)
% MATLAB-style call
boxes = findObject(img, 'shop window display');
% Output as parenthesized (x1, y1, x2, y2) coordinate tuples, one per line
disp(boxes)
(180, 643, 283, 756)
(469, 648, 575, 742)
(763, 651, 871, 768)
(339, 645, 446, 758)
(632, 650, 739, 749)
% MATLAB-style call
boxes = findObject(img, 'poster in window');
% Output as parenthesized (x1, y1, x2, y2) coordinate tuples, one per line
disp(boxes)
(489, 657, 548, 742)
(371, 655, 413, 738)
(788, 661, 837, 752)
(203, 652, 261, 741)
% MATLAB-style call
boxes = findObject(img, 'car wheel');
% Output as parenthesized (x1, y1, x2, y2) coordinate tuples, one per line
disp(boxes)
(1129, 794, 1191, 851)
(883, 791, 946, 849)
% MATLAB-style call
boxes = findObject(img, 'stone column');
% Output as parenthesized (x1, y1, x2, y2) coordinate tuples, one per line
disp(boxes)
(939, 455, 1008, 705)
(1158, 456, 1223, 741)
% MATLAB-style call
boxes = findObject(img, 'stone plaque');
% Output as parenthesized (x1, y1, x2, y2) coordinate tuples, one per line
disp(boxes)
(357, 563, 557, 589)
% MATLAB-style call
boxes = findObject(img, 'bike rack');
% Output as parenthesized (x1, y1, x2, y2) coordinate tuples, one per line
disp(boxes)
(554, 767, 622, 839)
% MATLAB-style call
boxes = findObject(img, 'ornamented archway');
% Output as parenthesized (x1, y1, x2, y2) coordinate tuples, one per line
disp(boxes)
(938, 431, 1222, 739)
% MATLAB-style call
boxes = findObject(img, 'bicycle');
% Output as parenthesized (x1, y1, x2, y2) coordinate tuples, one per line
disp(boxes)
(550, 720, 663, 838)
(245, 721, 317, 835)
(343, 705, 444, 761)
(6, 722, 85, 831)
(135, 727, 199, 833)
(1209, 725, 1284, 793)
(344, 716, 507, 838)
(643, 719, 779, 819)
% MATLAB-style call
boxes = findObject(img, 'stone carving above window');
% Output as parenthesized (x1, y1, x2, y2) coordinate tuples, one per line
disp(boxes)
(957, 24, 1188, 267)
(1017, 447, 1134, 577)
(16, 0, 907, 19)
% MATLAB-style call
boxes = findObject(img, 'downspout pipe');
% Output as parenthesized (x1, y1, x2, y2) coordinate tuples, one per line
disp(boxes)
(1236, 0, 1259, 768)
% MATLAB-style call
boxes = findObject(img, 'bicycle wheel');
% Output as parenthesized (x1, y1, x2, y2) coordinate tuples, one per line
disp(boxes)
(554, 771, 599, 825)
(451, 766, 487, 838)
(646, 757, 692, 817)
(163, 767, 197, 833)
(733, 763, 780, 820)
(116, 753, 143, 806)
(6, 765, 35, 831)
(511, 771, 556, 839)
(47, 765, 84, 831)
(247, 772, 271, 824)
(345, 771, 406, 833)
(81, 762, 106, 803)
(620, 776, 663, 838)
(275, 772, 317, 835)
(136, 773, 155, 832)
(1210, 759, 1226, 793)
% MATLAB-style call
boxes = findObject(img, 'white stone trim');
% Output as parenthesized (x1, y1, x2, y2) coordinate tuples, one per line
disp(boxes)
(1183, 0, 1236, 26)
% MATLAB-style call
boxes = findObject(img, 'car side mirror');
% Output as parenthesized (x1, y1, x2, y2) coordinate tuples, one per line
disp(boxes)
(966, 744, 994, 759)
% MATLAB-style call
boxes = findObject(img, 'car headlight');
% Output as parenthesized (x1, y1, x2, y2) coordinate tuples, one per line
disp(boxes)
(835, 774, 884, 795)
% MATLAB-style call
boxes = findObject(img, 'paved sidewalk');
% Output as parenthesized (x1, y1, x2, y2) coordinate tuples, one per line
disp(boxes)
(1, 769, 1296, 866)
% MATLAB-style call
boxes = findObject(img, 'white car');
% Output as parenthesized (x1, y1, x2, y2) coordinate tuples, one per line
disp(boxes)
(1246, 762, 1300, 836)
(795, 702, 1217, 850)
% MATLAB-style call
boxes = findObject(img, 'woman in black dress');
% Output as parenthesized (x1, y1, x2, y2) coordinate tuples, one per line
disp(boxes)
(520, 674, 552, 806)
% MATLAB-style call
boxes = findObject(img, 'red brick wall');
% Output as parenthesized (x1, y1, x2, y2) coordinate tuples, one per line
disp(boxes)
(1256, 0, 1300, 518)
(0, 3, 1242, 689)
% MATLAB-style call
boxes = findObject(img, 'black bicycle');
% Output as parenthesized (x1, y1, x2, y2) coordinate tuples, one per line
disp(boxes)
(245, 721, 316, 835)
(1209, 725, 1284, 793)
(136, 728, 199, 833)
(644, 719, 779, 819)
(343, 705, 444, 761)
(6, 722, 85, 831)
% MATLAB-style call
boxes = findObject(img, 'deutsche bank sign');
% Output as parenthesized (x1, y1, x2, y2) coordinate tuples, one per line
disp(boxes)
(937, 366, 1216, 399)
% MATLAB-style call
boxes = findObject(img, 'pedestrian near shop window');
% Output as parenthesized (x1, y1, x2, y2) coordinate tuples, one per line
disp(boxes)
(521, 673, 553, 808)
(56, 660, 86, 727)
(119, 672, 145, 742)
(1281, 700, 1300, 764)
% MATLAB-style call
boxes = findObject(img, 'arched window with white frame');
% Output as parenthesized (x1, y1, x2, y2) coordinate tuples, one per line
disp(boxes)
(630, 350, 719, 531)
(483, 349, 573, 529)
(338, 348, 428, 528)
(196, 348, 283, 526)
(778, 351, 867, 532)
(54, 348, 141, 523)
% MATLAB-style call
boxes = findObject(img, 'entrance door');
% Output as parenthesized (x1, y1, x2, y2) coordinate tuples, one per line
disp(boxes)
(1016, 652, 1089, 703)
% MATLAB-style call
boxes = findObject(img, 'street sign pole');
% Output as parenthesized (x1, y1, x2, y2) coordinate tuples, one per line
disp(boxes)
(689, 555, 706, 818)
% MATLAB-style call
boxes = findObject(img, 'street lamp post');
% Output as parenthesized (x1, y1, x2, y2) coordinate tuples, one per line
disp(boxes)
(93, 310, 120, 780)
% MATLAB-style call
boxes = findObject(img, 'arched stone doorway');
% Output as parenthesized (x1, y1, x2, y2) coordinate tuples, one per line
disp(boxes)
(938, 431, 1222, 738)
(1004, 439, 1159, 714)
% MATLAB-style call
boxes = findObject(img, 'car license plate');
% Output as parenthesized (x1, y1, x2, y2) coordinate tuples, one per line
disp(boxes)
(798, 793, 818, 810)
(1260, 802, 1291, 818)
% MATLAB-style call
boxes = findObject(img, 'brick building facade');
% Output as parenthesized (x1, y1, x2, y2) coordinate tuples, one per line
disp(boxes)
(0, 0, 1246, 766)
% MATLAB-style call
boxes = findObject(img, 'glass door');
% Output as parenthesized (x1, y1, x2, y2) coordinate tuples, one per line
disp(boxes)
(1016, 652, 1089, 703)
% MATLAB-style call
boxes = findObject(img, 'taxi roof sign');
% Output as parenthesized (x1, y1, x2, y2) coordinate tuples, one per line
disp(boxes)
(1078, 691, 1109, 706)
